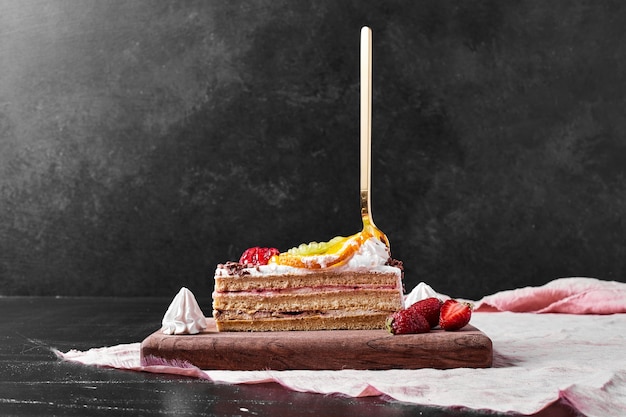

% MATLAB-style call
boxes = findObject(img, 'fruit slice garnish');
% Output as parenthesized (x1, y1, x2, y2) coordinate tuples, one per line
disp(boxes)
(285, 236, 347, 257)
(269, 217, 387, 269)
(239, 247, 280, 266)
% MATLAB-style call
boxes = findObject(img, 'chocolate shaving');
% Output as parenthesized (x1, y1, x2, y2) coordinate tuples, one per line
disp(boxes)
(219, 261, 250, 276)
(386, 257, 404, 270)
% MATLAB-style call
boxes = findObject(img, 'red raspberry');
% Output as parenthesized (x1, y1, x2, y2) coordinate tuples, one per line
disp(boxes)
(239, 247, 280, 266)
(385, 308, 430, 335)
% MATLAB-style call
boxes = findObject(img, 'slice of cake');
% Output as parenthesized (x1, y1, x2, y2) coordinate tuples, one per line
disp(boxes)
(212, 218, 404, 331)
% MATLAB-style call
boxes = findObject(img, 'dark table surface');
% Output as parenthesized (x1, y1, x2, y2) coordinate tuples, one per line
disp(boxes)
(0, 297, 582, 417)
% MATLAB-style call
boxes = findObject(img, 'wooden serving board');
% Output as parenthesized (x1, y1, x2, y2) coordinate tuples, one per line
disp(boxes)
(140, 318, 492, 370)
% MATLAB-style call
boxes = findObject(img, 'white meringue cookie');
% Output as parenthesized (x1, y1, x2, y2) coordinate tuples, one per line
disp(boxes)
(404, 282, 449, 307)
(161, 287, 207, 335)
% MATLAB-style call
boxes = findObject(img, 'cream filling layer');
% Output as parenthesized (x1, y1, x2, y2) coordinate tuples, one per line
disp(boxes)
(214, 309, 392, 321)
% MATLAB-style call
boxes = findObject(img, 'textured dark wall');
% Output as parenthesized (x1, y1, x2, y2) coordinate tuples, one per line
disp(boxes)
(1, 0, 626, 299)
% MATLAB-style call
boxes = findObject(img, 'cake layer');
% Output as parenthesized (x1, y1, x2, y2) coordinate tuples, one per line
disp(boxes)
(212, 288, 403, 312)
(213, 312, 391, 332)
(214, 308, 388, 320)
(214, 268, 401, 292)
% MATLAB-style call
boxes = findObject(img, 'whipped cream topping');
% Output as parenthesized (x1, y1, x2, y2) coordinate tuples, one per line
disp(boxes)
(216, 237, 396, 277)
(161, 287, 207, 335)
(343, 237, 391, 268)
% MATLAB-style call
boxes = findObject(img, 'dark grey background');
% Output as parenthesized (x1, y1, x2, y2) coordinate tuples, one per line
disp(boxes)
(2, 0, 625, 299)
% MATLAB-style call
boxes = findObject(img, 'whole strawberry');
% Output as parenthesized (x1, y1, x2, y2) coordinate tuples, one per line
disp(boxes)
(239, 247, 280, 266)
(386, 308, 430, 335)
(439, 299, 473, 331)
(408, 297, 443, 328)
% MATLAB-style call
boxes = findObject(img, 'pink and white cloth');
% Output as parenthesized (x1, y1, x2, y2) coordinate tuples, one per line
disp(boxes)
(57, 277, 626, 417)
(474, 277, 626, 314)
